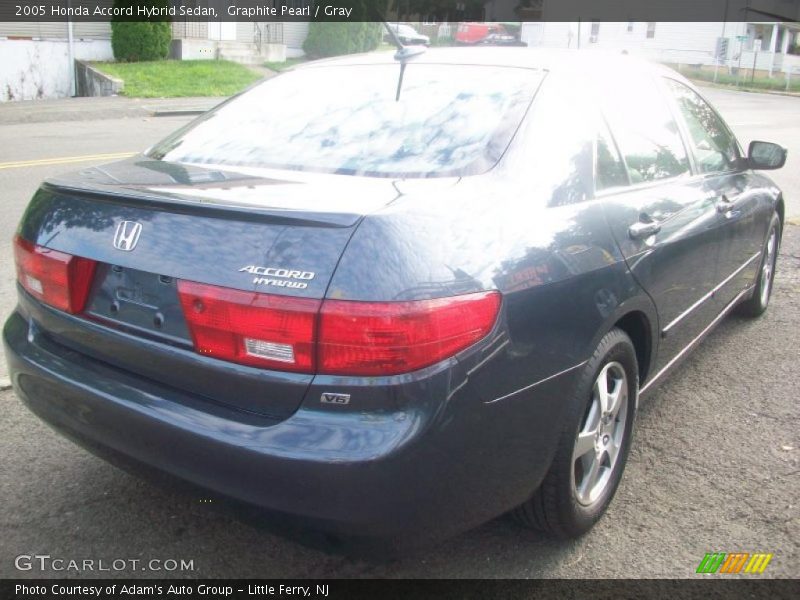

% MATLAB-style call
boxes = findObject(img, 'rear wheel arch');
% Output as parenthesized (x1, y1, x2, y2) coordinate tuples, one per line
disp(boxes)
(613, 311, 653, 385)
(584, 294, 658, 392)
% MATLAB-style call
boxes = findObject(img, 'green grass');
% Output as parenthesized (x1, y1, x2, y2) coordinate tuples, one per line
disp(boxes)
(94, 60, 261, 97)
(263, 57, 308, 72)
(668, 63, 800, 93)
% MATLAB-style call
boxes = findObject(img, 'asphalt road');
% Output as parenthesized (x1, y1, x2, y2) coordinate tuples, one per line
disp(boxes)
(0, 89, 798, 579)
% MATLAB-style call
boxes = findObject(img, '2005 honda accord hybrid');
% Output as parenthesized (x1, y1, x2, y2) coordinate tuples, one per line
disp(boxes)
(4, 48, 786, 546)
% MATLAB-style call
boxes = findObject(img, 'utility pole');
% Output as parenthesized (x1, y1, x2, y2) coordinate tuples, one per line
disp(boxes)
(67, 0, 75, 96)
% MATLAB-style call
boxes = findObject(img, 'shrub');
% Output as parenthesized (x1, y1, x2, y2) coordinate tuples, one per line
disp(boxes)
(303, 1, 384, 58)
(111, 1, 171, 62)
(303, 21, 383, 58)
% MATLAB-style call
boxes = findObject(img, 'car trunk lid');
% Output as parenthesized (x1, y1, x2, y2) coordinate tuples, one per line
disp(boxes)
(18, 157, 401, 419)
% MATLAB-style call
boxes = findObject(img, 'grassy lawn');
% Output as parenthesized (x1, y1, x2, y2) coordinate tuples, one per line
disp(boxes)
(263, 57, 309, 72)
(668, 64, 800, 93)
(94, 60, 261, 97)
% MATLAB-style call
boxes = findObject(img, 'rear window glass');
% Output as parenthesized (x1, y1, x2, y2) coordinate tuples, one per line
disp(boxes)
(148, 63, 544, 178)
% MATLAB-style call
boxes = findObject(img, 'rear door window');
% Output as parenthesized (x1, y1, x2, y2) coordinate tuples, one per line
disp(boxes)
(665, 79, 740, 174)
(596, 120, 629, 191)
(600, 75, 691, 184)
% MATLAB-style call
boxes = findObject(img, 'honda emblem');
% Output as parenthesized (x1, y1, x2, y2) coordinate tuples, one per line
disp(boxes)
(113, 221, 142, 252)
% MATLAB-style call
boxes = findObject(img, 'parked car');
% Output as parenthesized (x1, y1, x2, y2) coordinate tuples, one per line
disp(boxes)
(5, 49, 785, 547)
(478, 32, 527, 47)
(456, 22, 506, 44)
(384, 22, 430, 46)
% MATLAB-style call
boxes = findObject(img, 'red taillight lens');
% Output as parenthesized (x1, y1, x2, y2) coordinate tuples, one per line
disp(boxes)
(177, 280, 321, 372)
(14, 235, 97, 314)
(177, 280, 500, 376)
(318, 292, 501, 376)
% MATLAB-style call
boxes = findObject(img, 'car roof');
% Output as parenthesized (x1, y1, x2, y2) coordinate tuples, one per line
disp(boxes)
(297, 47, 678, 78)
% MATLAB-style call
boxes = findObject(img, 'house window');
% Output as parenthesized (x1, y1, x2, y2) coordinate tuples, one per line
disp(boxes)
(627, 21, 634, 33)
(646, 22, 656, 39)
(590, 21, 600, 43)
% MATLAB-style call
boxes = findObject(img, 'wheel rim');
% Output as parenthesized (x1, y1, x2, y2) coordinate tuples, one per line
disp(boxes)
(572, 361, 629, 506)
(760, 229, 777, 307)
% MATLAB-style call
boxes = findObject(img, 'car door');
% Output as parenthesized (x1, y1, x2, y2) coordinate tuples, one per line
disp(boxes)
(663, 78, 766, 307)
(596, 72, 724, 374)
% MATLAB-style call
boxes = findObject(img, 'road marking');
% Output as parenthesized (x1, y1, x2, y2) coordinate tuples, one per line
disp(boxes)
(0, 151, 136, 170)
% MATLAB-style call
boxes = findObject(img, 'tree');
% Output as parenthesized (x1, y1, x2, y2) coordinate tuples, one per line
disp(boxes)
(111, 0, 171, 62)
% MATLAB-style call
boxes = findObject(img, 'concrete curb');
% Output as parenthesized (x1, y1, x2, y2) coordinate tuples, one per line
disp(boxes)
(151, 109, 208, 117)
(0, 97, 224, 126)
(0, 376, 11, 391)
(693, 80, 800, 98)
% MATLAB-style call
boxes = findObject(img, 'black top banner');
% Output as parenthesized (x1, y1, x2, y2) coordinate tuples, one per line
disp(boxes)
(2, 0, 799, 23)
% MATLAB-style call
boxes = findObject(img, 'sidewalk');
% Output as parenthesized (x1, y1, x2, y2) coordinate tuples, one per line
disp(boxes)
(691, 79, 800, 98)
(0, 95, 226, 126)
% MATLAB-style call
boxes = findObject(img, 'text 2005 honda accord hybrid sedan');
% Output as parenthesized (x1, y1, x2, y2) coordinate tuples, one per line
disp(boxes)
(4, 49, 787, 545)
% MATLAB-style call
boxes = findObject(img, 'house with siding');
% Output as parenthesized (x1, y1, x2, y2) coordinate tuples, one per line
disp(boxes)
(520, 21, 800, 76)
(0, 21, 113, 101)
(0, 19, 309, 102)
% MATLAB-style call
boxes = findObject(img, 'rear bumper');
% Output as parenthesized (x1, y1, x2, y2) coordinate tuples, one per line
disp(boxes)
(4, 308, 575, 542)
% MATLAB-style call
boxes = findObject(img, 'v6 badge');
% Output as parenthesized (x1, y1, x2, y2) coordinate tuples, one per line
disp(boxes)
(321, 393, 350, 405)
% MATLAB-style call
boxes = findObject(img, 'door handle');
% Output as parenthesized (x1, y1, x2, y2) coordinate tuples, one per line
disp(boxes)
(716, 194, 734, 213)
(628, 219, 661, 240)
(716, 194, 741, 218)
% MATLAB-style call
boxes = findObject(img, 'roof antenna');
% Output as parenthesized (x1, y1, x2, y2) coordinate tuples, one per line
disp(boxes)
(380, 21, 426, 101)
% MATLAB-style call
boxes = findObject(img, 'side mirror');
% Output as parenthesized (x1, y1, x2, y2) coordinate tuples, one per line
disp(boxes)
(748, 141, 787, 170)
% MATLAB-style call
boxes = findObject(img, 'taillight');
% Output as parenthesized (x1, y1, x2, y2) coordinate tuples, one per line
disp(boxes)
(177, 280, 500, 376)
(177, 280, 321, 372)
(14, 235, 97, 314)
(318, 292, 501, 376)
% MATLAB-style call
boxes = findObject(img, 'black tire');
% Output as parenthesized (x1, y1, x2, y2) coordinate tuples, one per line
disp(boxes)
(736, 213, 781, 318)
(512, 328, 638, 538)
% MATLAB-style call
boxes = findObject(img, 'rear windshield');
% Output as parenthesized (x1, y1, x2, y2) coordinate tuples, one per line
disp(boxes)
(148, 63, 544, 178)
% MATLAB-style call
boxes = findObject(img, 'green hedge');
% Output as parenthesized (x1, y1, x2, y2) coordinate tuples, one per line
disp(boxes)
(303, 22, 383, 58)
(111, 1, 171, 62)
(302, 1, 385, 58)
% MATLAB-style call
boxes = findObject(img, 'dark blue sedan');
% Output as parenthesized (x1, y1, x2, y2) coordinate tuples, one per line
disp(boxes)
(4, 48, 786, 546)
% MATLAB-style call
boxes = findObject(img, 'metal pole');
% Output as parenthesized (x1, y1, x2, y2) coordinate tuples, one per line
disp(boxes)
(67, 0, 75, 97)
(752, 48, 758, 83)
(715, 2, 729, 84)
(737, 35, 744, 86)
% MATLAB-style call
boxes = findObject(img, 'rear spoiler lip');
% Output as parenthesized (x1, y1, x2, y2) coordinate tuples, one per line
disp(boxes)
(38, 180, 361, 229)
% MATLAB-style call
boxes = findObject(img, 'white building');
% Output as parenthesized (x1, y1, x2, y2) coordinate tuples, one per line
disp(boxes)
(520, 21, 800, 76)
(0, 20, 310, 102)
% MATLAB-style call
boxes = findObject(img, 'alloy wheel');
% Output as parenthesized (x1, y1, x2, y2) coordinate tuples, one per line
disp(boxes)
(760, 229, 777, 307)
(572, 361, 629, 506)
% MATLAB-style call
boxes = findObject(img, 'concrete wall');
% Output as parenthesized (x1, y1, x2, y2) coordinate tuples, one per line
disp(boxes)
(0, 38, 113, 102)
(75, 60, 123, 97)
(170, 38, 217, 60)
